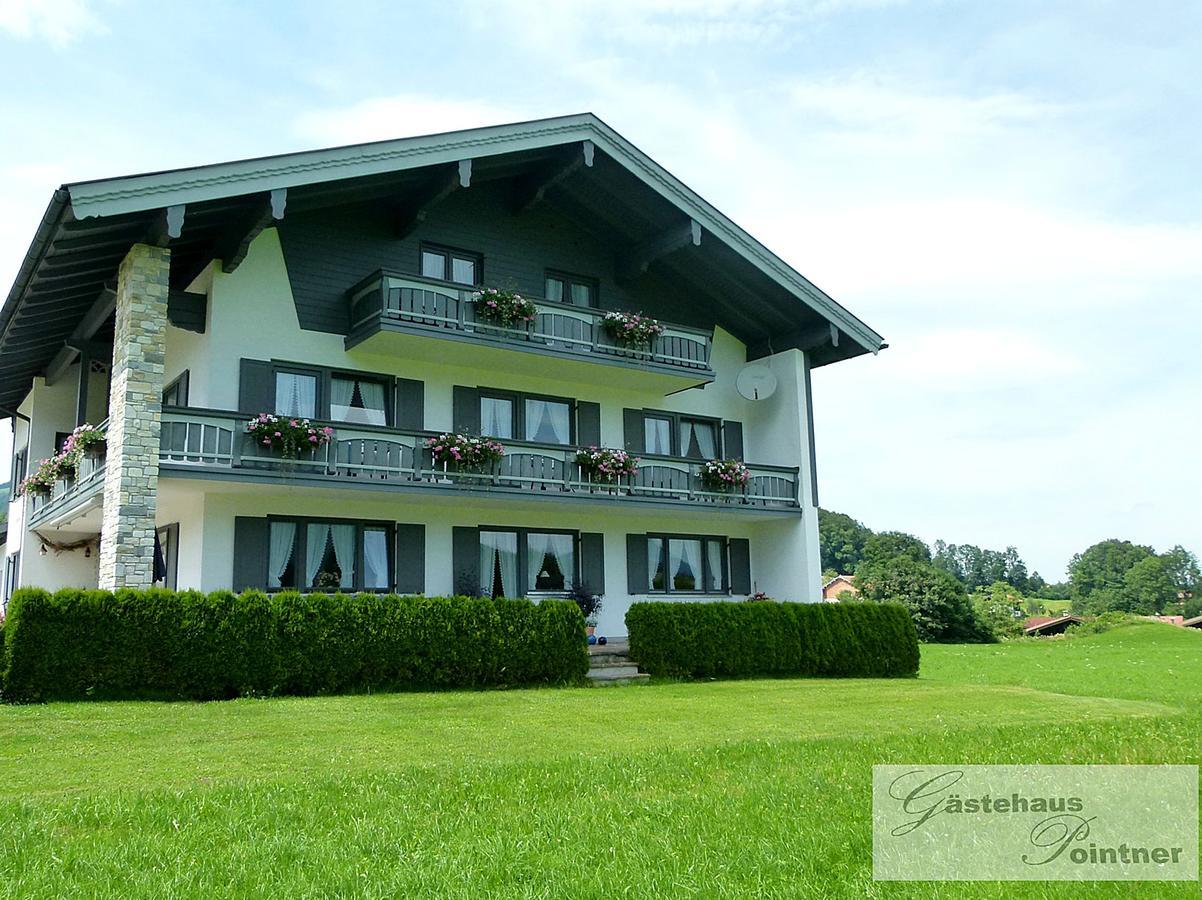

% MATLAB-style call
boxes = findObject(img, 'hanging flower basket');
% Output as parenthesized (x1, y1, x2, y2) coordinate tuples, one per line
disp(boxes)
(575, 447, 639, 484)
(601, 311, 665, 349)
(245, 414, 334, 459)
(471, 288, 538, 328)
(699, 458, 751, 492)
(425, 433, 506, 472)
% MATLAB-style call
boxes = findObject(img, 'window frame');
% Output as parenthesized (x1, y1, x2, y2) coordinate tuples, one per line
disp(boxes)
(2, 551, 19, 612)
(267, 362, 394, 428)
(478, 525, 580, 598)
(265, 515, 396, 593)
(10, 445, 27, 490)
(640, 409, 724, 459)
(419, 242, 483, 286)
(645, 533, 729, 595)
(162, 370, 190, 408)
(544, 269, 599, 309)
(478, 389, 576, 446)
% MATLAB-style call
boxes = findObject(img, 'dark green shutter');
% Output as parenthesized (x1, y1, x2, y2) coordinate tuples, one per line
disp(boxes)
(395, 523, 425, 593)
(580, 532, 605, 594)
(722, 420, 744, 460)
(232, 517, 268, 591)
(626, 533, 648, 594)
(729, 538, 751, 594)
(452, 526, 479, 596)
(622, 409, 644, 453)
(577, 401, 601, 447)
(395, 378, 424, 431)
(804, 356, 819, 507)
(238, 359, 274, 414)
(452, 386, 480, 434)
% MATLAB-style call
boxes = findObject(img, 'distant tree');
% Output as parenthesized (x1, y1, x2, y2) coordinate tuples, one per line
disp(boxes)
(1068, 539, 1154, 601)
(971, 582, 1026, 640)
(932, 541, 1030, 592)
(862, 531, 931, 567)
(1027, 571, 1047, 593)
(1162, 545, 1201, 601)
(1034, 581, 1071, 601)
(1120, 556, 1179, 614)
(818, 509, 873, 574)
(855, 557, 993, 643)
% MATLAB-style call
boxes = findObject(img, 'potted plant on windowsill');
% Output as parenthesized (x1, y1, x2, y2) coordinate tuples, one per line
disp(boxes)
(699, 458, 751, 494)
(471, 288, 538, 331)
(425, 433, 505, 479)
(245, 414, 334, 460)
(600, 311, 665, 351)
(574, 446, 638, 491)
(568, 583, 602, 642)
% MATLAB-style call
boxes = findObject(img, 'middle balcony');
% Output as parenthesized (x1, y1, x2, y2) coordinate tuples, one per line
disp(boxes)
(345, 271, 714, 392)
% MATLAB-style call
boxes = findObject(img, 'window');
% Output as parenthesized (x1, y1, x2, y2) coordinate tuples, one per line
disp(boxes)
(478, 391, 574, 445)
(10, 447, 27, 490)
(3, 552, 19, 612)
(679, 417, 718, 460)
(636, 409, 723, 458)
(647, 535, 726, 594)
(330, 374, 388, 426)
(420, 244, 482, 286)
(644, 416, 672, 456)
(267, 518, 393, 592)
(154, 524, 179, 590)
(545, 271, 598, 308)
(274, 371, 318, 419)
(162, 371, 189, 407)
(478, 527, 578, 598)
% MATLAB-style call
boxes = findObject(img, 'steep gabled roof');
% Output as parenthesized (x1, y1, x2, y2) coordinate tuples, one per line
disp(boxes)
(0, 113, 885, 411)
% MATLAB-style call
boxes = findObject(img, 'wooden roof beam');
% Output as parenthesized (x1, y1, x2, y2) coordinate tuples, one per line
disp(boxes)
(510, 141, 593, 213)
(617, 218, 701, 285)
(145, 204, 186, 247)
(45, 285, 116, 385)
(221, 188, 287, 273)
(396, 161, 471, 238)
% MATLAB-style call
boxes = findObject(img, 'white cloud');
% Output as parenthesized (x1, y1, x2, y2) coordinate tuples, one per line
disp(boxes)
(0, 0, 105, 47)
(874, 329, 1086, 390)
(293, 95, 532, 147)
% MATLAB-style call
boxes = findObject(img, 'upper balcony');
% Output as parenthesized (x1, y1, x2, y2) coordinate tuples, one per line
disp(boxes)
(346, 272, 714, 392)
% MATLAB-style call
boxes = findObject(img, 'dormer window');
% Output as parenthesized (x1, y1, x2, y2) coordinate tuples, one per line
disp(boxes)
(420, 243, 481, 286)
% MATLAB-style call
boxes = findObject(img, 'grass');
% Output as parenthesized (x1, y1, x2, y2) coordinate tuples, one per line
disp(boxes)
(0, 622, 1199, 898)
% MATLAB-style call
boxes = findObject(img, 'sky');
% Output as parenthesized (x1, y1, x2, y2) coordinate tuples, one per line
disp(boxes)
(0, 0, 1199, 580)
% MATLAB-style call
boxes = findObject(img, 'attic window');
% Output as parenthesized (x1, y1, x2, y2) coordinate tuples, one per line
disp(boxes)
(420, 244, 481, 286)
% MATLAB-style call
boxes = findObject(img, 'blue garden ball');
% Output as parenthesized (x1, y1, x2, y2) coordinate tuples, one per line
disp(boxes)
(597, 636, 607, 645)
(587, 635, 597, 645)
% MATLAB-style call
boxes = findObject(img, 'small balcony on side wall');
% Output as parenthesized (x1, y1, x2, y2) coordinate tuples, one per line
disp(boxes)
(158, 409, 799, 516)
(345, 272, 715, 392)
(26, 442, 107, 531)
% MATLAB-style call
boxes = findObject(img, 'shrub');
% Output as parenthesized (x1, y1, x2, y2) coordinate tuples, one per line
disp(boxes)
(855, 557, 994, 643)
(0, 588, 587, 703)
(625, 600, 918, 679)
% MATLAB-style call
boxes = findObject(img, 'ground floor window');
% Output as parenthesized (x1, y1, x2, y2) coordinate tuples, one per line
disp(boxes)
(268, 518, 393, 592)
(647, 535, 726, 593)
(2, 552, 19, 612)
(478, 528, 577, 599)
(154, 523, 179, 590)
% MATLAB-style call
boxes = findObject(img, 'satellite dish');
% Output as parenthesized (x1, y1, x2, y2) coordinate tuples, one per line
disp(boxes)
(735, 365, 778, 401)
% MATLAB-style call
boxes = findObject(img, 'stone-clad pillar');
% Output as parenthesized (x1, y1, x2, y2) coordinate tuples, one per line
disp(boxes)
(98, 243, 170, 590)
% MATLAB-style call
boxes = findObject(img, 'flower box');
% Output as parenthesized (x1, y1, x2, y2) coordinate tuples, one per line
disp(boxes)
(699, 458, 751, 492)
(245, 414, 334, 459)
(425, 433, 506, 472)
(601, 311, 665, 349)
(575, 447, 639, 485)
(471, 288, 538, 328)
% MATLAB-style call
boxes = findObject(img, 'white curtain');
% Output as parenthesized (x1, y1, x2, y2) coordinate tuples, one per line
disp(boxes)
(527, 532, 573, 592)
(681, 421, 717, 459)
(481, 398, 512, 438)
(644, 418, 671, 455)
(276, 373, 317, 418)
(705, 540, 724, 593)
(363, 529, 390, 590)
(268, 522, 296, 588)
(670, 539, 703, 591)
(306, 524, 330, 587)
(329, 524, 357, 589)
(525, 399, 569, 445)
(329, 376, 355, 411)
(358, 380, 387, 425)
(479, 531, 518, 597)
(647, 538, 666, 591)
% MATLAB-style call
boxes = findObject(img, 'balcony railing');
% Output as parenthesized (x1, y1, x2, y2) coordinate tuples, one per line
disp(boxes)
(27, 442, 107, 526)
(347, 271, 714, 378)
(160, 409, 799, 511)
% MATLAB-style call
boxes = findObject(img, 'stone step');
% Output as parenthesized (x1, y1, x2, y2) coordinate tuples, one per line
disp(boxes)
(587, 664, 641, 679)
(587, 669, 651, 686)
(588, 655, 635, 668)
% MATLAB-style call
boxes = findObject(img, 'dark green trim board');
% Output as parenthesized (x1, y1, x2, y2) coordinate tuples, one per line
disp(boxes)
(577, 401, 601, 447)
(580, 532, 605, 595)
(167, 289, 206, 333)
(452, 526, 479, 596)
(623, 409, 644, 453)
(626, 534, 648, 594)
(232, 516, 269, 591)
(395, 378, 424, 431)
(395, 524, 425, 594)
(452, 386, 480, 435)
(729, 538, 752, 595)
(722, 420, 744, 460)
(238, 359, 274, 414)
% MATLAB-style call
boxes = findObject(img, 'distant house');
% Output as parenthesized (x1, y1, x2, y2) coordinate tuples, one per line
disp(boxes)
(1183, 616, 1202, 629)
(822, 574, 858, 602)
(1146, 615, 1185, 626)
(1023, 615, 1083, 636)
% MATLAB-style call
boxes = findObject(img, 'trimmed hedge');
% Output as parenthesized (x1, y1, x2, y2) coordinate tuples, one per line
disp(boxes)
(625, 600, 919, 679)
(1, 588, 588, 703)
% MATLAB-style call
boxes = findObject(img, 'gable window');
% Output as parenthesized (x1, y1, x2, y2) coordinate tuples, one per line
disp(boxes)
(478, 527, 578, 598)
(275, 370, 318, 419)
(545, 271, 598, 308)
(421, 244, 482, 286)
(647, 535, 726, 594)
(330, 374, 388, 426)
(478, 391, 574, 445)
(268, 517, 394, 592)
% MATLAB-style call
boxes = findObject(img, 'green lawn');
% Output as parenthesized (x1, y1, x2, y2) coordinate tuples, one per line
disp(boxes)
(1, 623, 1199, 898)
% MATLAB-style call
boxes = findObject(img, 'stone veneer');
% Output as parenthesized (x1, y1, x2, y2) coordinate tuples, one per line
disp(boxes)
(98, 243, 170, 589)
